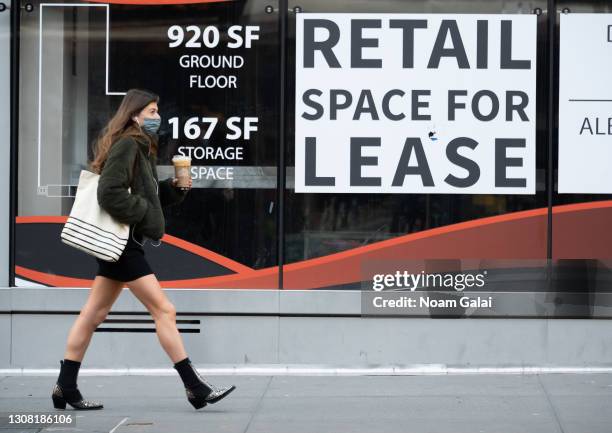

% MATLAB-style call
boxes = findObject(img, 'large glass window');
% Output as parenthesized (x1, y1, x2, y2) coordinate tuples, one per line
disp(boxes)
(283, 0, 549, 301)
(15, 1, 279, 288)
(551, 0, 612, 316)
(12, 0, 612, 317)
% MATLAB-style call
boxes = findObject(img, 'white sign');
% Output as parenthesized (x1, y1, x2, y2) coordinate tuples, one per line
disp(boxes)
(295, 13, 537, 194)
(559, 13, 612, 194)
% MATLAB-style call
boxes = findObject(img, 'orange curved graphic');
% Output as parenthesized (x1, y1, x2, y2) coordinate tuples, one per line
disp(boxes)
(15, 200, 612, 289)
(16, 265, 98, 288)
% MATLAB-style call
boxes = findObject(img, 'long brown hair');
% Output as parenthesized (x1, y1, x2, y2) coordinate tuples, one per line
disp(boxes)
(89, 89, 160, 174)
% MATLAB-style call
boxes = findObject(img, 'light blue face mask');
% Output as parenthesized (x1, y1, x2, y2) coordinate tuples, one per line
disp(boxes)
(141, 117, 161, 135)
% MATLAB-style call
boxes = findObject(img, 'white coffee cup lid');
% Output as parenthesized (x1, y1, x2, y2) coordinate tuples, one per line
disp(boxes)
(172, 155, 191, 162)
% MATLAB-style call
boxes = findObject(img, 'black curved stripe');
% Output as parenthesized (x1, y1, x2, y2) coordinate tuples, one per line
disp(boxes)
(62, 223, 127, 254)
(62, 225, 125, 254)
(68, 216, 129, 241)
(61, 234, 121, 261)
(61, 230, 123, 257)
(61, 233, 121, 260)
(64, 220, 127, 248)
(61, 236, 118, 261)
(61, 237, 118, 262)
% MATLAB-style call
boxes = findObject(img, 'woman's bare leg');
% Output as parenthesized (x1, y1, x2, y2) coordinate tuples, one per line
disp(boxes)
(125, 273, 187, 363)
(64, 276, 125, 361)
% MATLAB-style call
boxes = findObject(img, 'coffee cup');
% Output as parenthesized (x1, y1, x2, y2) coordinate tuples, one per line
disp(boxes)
(172, 155, 192, 188)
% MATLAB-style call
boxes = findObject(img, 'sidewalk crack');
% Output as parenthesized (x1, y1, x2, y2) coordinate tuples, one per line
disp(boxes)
(243, 376, 272, 433)
(537, 374, 566, 433)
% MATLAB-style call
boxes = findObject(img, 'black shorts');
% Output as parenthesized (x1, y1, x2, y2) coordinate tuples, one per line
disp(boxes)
(95, 225, 154, 282)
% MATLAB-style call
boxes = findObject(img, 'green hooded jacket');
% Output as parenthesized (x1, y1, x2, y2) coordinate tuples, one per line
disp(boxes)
(97, 134, 188, 241)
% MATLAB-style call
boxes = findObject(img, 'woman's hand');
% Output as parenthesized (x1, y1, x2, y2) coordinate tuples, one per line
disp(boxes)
(171, 177, 192, 191)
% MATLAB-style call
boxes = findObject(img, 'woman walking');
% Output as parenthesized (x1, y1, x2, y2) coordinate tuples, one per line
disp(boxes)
(51, 89, 235, 411)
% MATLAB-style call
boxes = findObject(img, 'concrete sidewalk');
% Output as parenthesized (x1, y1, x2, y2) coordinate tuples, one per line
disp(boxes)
(0, 373, 610, 433)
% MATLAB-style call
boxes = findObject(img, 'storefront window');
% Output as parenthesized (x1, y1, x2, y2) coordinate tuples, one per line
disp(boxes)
(12, 0, 612, 316)
(552, 0, 612, 315)
(284, 0, 549, 295)
(16, 1, 279, 288)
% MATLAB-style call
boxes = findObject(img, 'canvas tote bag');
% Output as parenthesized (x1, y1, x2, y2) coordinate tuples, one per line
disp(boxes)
(61, 153, 139, 261)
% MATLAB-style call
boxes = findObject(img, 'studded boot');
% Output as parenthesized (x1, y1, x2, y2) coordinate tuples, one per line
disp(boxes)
(174, 357, 236, 409)
(51, 360, 103, 410)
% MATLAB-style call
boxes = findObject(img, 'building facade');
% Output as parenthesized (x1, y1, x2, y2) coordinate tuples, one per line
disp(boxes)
(1, 0, 611, 370)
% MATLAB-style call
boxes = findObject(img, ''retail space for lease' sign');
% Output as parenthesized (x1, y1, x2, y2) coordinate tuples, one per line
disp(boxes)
(294, 13, 537, 194)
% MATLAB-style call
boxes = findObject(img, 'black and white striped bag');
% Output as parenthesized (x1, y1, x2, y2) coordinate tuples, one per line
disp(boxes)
(60, 169, 130, 262)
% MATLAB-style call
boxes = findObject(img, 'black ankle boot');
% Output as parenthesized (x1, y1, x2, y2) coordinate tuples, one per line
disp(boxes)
(185, 379, 237, 409)
(52, 383, 104, 410)
(51, 360, 103, 410)
(174, 358, 236, 409)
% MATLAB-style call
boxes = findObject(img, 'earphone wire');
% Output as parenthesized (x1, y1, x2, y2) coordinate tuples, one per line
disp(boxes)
(131, 224, 144, 247)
